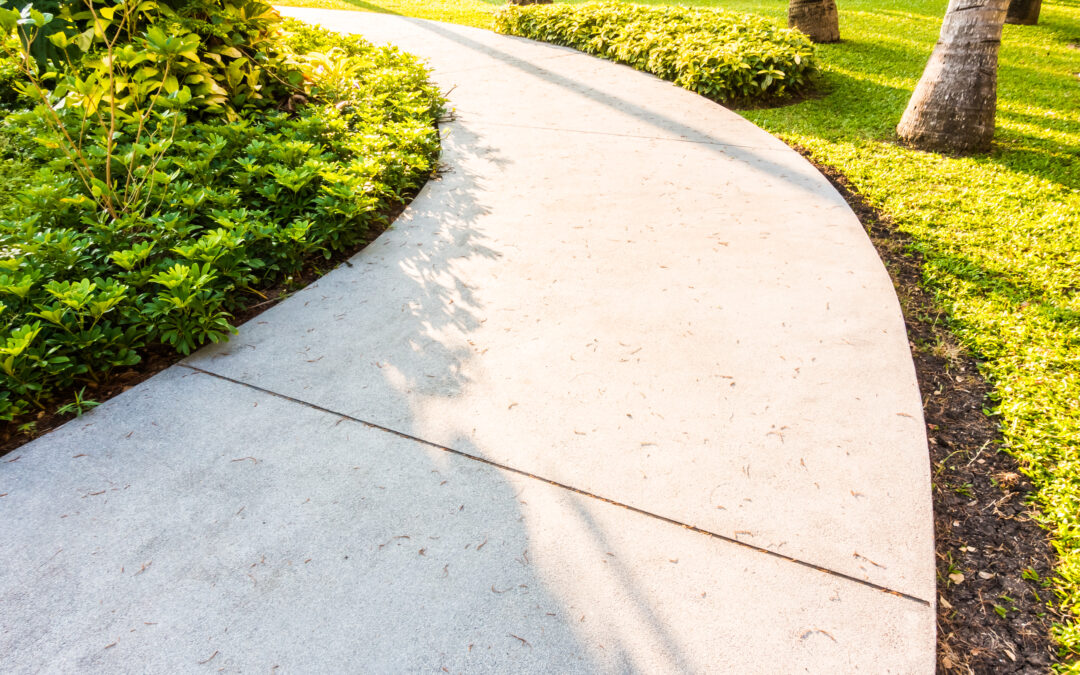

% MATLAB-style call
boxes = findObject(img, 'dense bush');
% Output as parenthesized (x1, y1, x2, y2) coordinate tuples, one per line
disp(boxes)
(494, 1, 817, 102)
(5, 0, 297, 118)
(0, 30, 17, 110)
(0, 8, 443, 421)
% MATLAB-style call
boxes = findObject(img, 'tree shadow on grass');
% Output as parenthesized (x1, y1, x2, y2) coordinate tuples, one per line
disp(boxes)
(926, 248, 1079, 315)
(336, 0, 402, 14)
(992, 118, 1080, 191)
(317, 0, 505, 22)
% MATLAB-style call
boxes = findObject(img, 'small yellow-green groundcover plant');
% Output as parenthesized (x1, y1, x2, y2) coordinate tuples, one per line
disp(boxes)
(0, 0, 444, 421)
(494, 1, 817, 102)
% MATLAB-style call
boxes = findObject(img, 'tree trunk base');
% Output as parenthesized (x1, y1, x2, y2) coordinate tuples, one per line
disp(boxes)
(897, 0, 1010, 154)
(1005, 0, 1041, 25)
(788, 0, 840, 43)
(895, 120, 994, 155)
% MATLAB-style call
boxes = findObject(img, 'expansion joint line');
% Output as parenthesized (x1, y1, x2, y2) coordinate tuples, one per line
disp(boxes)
(179, 363, 931, 608)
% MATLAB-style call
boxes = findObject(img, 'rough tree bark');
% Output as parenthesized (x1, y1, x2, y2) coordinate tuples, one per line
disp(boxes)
(1006, 0, 1041, 25)
(897, 0, 1010, 153)
(788, 0, 840, 43)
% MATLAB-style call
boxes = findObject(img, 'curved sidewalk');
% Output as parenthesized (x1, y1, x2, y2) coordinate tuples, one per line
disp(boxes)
(0, 9, 934, 672)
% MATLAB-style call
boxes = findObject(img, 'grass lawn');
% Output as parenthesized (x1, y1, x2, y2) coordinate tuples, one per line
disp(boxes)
(277, 0, 1080, 664)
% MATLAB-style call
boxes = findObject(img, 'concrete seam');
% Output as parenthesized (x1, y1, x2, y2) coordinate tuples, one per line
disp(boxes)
(179, 362, 932, 609)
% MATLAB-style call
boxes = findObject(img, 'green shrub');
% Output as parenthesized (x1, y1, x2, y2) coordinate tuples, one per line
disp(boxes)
(3, 0, 299, 119)
(0, 13, 443, 421)
(493, 1, 816, 102)
(0, 36, 15, 106)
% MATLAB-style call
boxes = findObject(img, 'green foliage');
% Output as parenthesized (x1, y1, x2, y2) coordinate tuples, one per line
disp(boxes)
(0, 0, 306, 224)
(0, 117, 30, 208)
(0, 31, 18, 109)
(493, 1, 816, 102)
(0, 0, 298, 118)
(0, 16, 443, 420)
(53, 385, 98, 415)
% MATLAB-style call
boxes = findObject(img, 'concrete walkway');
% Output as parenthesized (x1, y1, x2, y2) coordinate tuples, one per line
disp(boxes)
(1, 9, 934, 672)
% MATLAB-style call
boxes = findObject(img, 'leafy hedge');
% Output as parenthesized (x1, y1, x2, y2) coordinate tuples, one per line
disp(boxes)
(493, 1, 817, 102)
(0, 10, 443, 421)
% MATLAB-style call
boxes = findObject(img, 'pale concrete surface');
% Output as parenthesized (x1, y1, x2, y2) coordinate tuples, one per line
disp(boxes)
(198, 8, 933, 597)
(0, 8, 936, 672)
(1, 369, 928, 673)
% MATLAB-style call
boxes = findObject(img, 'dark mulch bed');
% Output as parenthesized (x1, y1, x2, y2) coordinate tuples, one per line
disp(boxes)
(801, 150, 1061, 674)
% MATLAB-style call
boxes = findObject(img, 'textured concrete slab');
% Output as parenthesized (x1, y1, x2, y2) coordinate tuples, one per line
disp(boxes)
(2, 8, 937, 672)
(190, 9, 936, 600)
(0, 369, 933, 672)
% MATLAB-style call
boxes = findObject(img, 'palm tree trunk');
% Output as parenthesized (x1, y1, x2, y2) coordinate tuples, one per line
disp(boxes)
(1006, 0, 1041, 25)
(897, 0, 1010, 153)
(788, 0, 840, 43)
